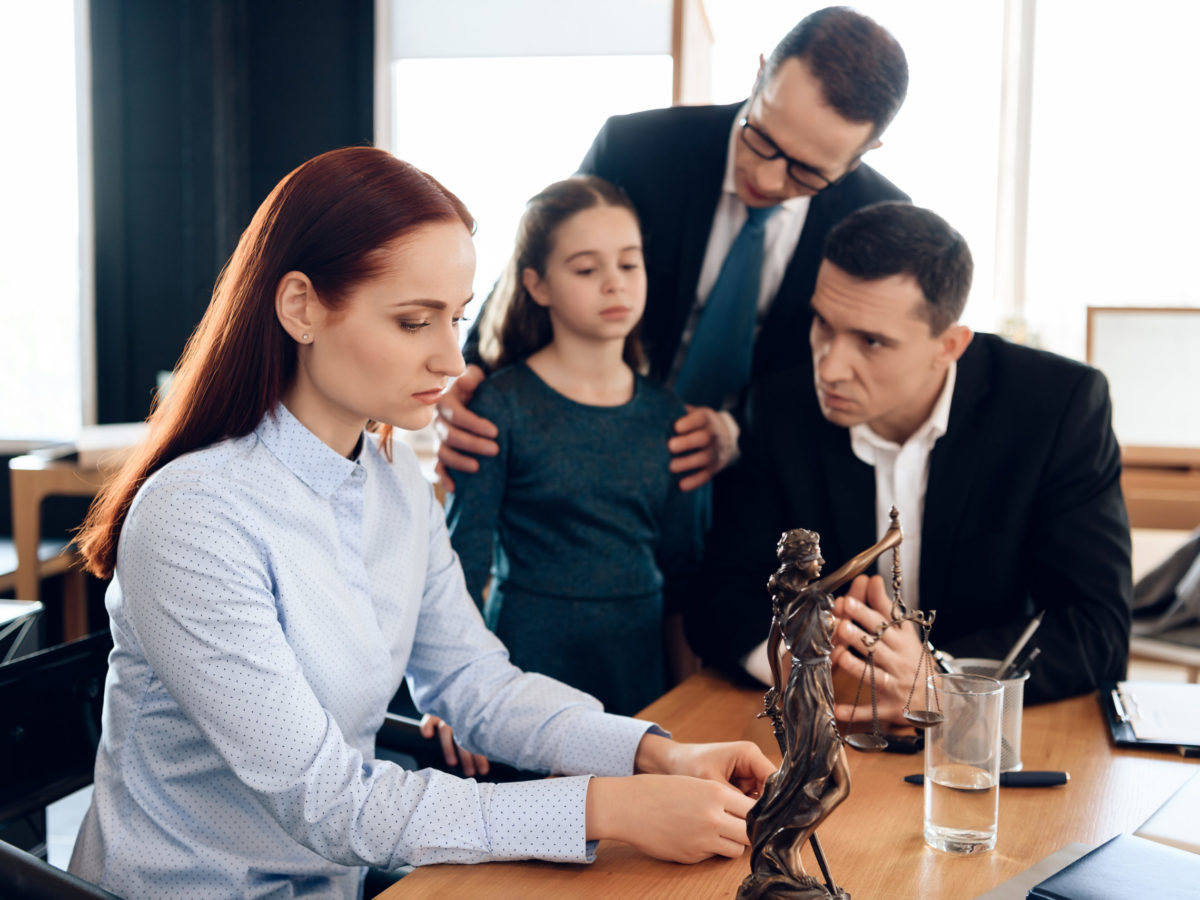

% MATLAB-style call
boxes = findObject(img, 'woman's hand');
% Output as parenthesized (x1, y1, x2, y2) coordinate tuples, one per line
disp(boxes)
(829, 575, 924, 726)
(634, 733, 775, 797)
(418, 714, 490, 777)
(585, 774, 755, 863)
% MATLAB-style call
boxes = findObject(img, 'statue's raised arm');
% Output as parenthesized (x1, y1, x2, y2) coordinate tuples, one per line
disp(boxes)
(811, 508, 902, 598)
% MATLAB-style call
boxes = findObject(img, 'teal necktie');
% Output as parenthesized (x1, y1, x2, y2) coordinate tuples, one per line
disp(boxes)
(675, 204, 780, 409)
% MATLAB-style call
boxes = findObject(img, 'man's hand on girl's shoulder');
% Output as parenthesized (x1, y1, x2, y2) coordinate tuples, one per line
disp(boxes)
(434, 364, 498, 491)
(668, 406, 740, 491)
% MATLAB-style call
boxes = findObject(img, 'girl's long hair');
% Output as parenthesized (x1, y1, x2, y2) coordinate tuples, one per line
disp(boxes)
(79, 146, 473, 579)
(477, 175, 645, 372)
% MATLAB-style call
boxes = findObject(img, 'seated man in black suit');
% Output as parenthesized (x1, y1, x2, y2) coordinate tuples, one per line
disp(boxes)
(439, 6, 909, 491)
(685, 202, 1132, 721)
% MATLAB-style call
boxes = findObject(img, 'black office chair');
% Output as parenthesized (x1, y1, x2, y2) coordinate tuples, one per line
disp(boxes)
(376, 712, 533, 782)
(0, 625, 114, 898)
(0, 839, 121, 900)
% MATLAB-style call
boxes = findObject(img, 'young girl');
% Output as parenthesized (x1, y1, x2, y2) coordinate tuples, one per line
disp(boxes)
(446, 176, 699, 716)
(68, 148, 771, 898)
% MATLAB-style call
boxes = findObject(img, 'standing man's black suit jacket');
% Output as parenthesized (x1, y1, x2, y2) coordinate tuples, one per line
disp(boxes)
(574, 103, 909, 383)
(684, 333, 1133, 705)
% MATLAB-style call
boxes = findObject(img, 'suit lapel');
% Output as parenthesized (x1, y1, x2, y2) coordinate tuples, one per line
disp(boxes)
(921, 340, 993, 607)
(670, 176, 723, 338)
(659, 106, 738, 375)
(776, 189, 835, 310)
(817, 416, 876, 567)
(754, 188, 833, 377)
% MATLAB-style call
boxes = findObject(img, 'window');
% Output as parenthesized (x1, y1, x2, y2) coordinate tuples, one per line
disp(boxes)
(379, 0, 674, 325)
(1024, 1, 1200, 357)
(389, 56, 672, 322)
(0, 0, 91, 441)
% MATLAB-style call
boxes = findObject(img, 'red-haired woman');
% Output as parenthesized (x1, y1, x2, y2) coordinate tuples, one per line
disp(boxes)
(67, 147, 773, 899)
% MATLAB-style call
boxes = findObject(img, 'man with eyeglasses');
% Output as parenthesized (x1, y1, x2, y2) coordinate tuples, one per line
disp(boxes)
(440, 7, 909, 493)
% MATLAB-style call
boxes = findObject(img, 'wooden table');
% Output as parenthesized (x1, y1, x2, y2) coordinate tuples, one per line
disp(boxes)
(8, 455, 107, 639)
(385, 670, 1198, 899)
(1121, 446, 1200, 531)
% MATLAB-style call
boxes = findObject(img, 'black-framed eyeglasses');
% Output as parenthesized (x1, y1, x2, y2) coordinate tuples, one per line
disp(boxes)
(738, 117, 854, 195)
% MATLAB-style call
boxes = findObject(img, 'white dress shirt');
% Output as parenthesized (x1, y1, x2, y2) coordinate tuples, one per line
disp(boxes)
(848, 363, 957, 611)
(69, 403, 658, 899)
(741, 365, 957, 684)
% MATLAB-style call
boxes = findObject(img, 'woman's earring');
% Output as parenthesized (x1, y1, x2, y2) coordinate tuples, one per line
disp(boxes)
(301, 333, 311, 342)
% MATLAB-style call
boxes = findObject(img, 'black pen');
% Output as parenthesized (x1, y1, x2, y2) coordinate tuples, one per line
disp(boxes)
(904, 771, 1069, 787)
(926, 641, 954, 674)
(1009, 646, 1041, 679)
(995, 611, 1045, 679)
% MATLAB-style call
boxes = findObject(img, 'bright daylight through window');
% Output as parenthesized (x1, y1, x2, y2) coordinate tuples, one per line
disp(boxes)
(0, 1, 86, 441)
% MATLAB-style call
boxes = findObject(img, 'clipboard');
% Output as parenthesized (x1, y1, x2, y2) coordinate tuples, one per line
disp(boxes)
(1100, 681, 1200, 757)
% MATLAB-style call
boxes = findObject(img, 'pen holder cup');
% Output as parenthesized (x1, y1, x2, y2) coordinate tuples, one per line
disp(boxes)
(955, 658, 1028, 772)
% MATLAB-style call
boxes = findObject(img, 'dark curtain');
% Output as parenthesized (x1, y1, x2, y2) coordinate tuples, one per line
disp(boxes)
(90, 0, 374, 424)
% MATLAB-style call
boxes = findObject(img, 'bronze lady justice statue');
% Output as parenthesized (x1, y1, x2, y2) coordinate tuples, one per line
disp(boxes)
(738, 519, 902, 900)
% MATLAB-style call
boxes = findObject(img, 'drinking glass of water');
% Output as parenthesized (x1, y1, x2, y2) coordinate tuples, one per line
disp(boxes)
(923, 673, 1003, 854)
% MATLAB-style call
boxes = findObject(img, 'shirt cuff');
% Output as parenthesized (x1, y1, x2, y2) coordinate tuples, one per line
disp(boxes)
(482, 775, 596, 862)
(716, 409, 741, 468)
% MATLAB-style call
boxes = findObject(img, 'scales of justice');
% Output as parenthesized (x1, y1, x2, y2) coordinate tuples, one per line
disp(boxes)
(738, 508, 943, 900)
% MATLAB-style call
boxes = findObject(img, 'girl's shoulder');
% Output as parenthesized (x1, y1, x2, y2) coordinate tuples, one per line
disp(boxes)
(632, 374, 688, 419)
(476, 364, 684, 423)
(469, 362, 536, 416)
(477, 361, 532, 393)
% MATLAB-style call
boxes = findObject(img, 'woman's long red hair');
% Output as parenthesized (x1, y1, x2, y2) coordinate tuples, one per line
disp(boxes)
(78, 147, 473, 579)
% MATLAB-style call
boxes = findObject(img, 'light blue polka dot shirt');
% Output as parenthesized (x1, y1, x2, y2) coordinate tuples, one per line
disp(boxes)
(69, 403, 659, 899)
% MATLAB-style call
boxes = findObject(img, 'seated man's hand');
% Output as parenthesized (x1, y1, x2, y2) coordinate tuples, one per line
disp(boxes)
(418, 714, 490, 778)
(668, 405, 738, 491)
(829, 574, 924, 727)
(633, 733, 774, 798)
(433, 364, 498, 493)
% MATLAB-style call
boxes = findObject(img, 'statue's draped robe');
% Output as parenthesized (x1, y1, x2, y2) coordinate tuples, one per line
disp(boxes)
(740, 588, 846, 899)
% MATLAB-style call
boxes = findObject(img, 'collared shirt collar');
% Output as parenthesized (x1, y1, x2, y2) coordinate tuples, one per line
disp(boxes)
(255, 402, 363, 498)
(721, 101, 810, 216)
(850, 362, 958, 463)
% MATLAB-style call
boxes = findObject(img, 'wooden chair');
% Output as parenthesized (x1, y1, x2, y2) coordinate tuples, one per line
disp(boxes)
(8, 456, 106, 640)
(0, 539, 80, 598)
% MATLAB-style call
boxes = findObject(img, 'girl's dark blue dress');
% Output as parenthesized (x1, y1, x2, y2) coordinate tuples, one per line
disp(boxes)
(446, 363, 700, 716)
